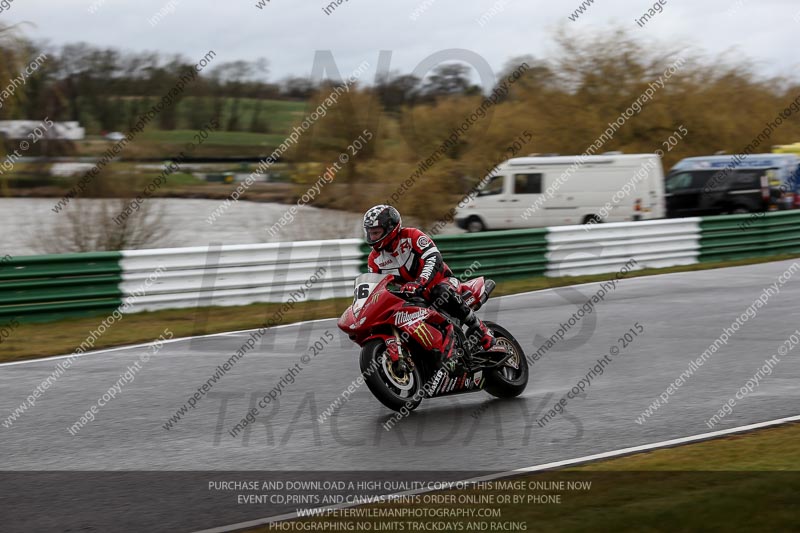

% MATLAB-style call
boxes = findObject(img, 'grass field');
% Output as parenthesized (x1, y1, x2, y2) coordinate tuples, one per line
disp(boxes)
(2, 96, 351, 195)
(75, 97, 309, 139)
(174, 97, 309, 134)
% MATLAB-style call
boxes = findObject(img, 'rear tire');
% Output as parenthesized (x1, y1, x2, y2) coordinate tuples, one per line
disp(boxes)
(360, 339, 424, 412)
(582, 214, 601, 225)
(483, 322, 529, 398)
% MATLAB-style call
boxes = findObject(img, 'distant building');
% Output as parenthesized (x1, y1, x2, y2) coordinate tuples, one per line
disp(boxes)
(0, 120, 85, 140)
(50, 162, 96, 177)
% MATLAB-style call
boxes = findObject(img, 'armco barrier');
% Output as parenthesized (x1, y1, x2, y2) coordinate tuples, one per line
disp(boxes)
(5, 212, 800, 322)
(700, 210, 800, 262)
(0, 252, 123, 322)
(118, 239, 365, 313)
(434, 228, 549, 280)
(359, 228, 549, 281)
(546, 219, 701, 277)
(434, 221, 700, 280)
(1, 240, 365, 322)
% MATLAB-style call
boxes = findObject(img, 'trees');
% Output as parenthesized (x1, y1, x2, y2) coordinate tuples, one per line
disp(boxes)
(2, 24, 800, 225)
(30, 199, 172, 253)
(420, 63, 481, 101)
(0, 23, 25, 196)
(0, 24, 25, 116)
(375, 72, 420, 112)
(281, 76, 317, 99)
(213, 60, 255, 131)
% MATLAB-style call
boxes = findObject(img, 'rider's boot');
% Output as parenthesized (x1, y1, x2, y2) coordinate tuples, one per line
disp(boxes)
(464, 311, 503, 352)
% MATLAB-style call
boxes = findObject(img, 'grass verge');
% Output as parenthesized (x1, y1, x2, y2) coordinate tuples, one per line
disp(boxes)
(456, 423, 800, 532)
(4, 253, 799, 363)
(238, 423, 799, 533)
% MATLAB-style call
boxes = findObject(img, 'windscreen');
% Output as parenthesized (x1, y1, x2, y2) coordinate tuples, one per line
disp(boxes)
(351, 273, 391, 315)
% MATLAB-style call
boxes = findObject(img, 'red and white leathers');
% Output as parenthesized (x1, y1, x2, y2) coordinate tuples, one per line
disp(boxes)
(367, 227, 496, 367)
(367, 227, 450, 291)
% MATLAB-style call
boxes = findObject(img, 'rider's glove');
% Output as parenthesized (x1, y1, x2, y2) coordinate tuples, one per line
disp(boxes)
(400, 281, 424, 296)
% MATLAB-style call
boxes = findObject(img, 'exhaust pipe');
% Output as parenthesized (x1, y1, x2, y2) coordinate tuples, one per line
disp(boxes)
(477, 279, 496, 310)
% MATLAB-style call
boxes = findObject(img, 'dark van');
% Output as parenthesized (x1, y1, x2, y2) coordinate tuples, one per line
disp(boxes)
(665, 154, 799, 218)
(665, 168, 776, 217)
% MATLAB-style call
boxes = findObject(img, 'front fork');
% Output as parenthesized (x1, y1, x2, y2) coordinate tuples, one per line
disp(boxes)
(392, 327, 405, 359)
(380, 328, 414, 379)
(372, 328, 407, 364)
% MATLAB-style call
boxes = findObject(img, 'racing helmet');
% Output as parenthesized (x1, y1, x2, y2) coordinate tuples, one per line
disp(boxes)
(363, 205, 402, 251)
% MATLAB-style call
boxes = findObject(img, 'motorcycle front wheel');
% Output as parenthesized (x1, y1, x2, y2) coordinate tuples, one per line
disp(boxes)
(360, 339, 424, 413)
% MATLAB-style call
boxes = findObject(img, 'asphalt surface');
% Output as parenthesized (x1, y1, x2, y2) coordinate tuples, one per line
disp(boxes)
(2, 260, 799, 531)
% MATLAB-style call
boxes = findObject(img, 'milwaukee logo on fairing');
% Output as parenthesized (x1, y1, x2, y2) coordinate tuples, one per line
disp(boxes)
(394, 309, 429, 327)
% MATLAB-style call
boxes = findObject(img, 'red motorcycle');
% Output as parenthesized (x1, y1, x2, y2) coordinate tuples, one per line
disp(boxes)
(337, 273, 528, 412)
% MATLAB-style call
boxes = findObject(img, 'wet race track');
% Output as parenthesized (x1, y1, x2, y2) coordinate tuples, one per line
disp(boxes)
(2, 260, 799, 531)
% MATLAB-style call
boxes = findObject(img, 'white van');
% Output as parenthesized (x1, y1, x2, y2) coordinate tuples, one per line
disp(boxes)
(455, 154, 666, 231)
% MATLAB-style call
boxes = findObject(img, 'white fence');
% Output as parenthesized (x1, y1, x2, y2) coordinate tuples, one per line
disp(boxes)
(112, 220, 702, 313)
(118, 239, 364, 312)
(545, 218, 701, 277)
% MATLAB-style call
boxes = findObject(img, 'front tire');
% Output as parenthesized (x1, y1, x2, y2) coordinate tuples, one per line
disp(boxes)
(360, 339, 424, 412)
(483, 322, 529, 398)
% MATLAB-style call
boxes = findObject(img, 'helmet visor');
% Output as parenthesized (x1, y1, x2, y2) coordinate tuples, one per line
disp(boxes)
(365, 225, 386, 245)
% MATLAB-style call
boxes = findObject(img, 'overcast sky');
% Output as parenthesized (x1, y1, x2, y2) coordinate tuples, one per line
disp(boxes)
(4, 0, 799, 85)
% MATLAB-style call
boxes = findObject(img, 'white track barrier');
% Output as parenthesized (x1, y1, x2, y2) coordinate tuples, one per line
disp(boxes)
(545, 218, 701, 277)
(119, 239, 364, 312)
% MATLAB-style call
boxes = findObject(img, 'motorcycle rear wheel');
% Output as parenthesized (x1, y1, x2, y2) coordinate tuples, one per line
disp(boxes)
(482, 322, 529, 398)
(360, 339, 424, 413)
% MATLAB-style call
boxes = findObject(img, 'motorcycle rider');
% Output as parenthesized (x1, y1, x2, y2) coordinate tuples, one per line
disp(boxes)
(363, 204, 499, 372)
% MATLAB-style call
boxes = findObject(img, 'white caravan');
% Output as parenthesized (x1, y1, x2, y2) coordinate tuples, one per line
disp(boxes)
(455, 154, 666, 231)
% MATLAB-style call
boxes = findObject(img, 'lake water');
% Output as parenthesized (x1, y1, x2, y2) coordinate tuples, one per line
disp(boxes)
(0, 198, 364, 256)
(1, 198, 461, 256)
